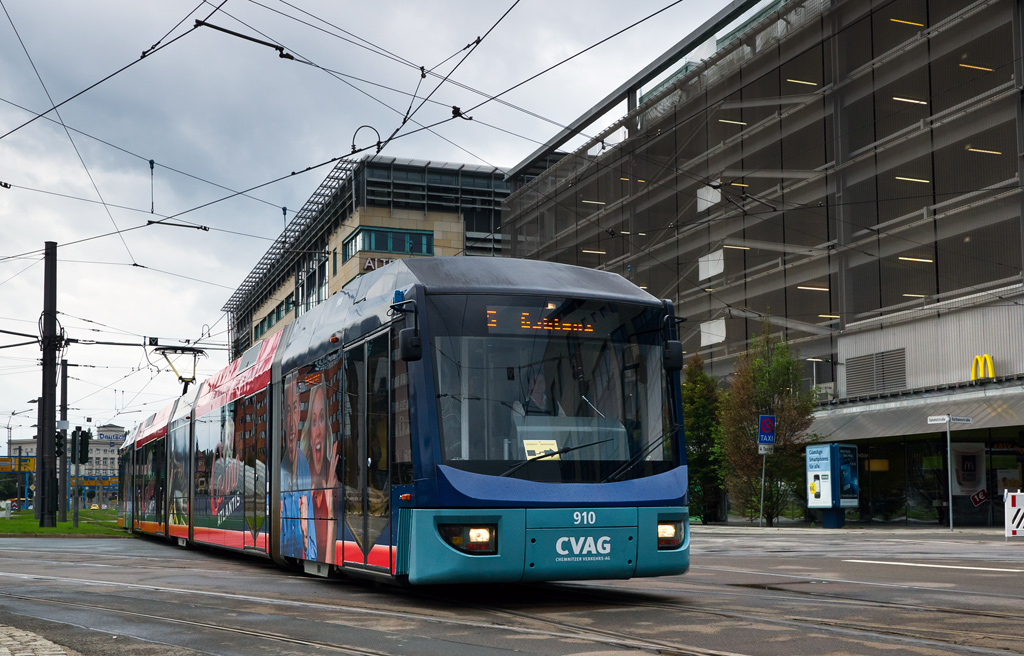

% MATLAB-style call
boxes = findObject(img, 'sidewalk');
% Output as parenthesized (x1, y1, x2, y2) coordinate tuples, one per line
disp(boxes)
(691, 519, 1008, 540)
(0, 625, 67, 656)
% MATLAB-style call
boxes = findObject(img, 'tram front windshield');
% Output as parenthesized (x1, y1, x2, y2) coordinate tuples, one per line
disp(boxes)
(427, 294, 676, 483)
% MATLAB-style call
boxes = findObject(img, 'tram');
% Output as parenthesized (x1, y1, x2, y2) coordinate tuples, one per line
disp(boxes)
(118, 257, 689, 584)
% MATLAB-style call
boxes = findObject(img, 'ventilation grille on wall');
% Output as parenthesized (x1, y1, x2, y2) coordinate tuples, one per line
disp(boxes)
(845, 348, 907, 396)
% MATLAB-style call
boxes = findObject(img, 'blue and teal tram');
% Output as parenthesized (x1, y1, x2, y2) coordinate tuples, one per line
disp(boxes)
(118, 257, 689, 583)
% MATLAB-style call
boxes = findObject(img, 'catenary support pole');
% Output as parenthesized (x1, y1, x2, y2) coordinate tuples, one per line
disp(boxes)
(59, 359, 67, 523)
(759, 454, 766, 528)
(34, 398, 41, 520)
(946, 416, 954, 532)
(72, 428, 79, 529)
(40, 241, 58, 528)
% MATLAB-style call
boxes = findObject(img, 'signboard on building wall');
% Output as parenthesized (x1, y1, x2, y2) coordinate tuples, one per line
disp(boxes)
(97, 429, 124, 443)
(362, 257, 396, 271)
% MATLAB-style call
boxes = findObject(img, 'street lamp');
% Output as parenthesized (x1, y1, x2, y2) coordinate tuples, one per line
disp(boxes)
(6, 403, 38, 456)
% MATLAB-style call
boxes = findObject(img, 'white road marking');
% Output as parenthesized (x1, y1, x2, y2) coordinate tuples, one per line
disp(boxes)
(845, 559, 1023, 573)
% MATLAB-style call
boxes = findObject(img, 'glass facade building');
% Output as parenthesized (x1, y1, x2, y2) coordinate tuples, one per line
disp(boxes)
(503, 0, 1024, 525)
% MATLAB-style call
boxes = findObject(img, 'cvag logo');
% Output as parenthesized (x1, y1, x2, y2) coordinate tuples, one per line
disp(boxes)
(556, 536, 611, 556)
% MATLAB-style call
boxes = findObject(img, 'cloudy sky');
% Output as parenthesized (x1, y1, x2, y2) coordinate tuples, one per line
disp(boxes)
(0, 0, 730, 449)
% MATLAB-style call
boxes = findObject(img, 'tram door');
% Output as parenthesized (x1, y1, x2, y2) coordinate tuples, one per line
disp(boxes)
(342, 332, 391, 569)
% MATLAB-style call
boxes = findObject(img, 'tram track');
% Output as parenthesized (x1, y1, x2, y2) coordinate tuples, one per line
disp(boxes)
(0, 589, 390, 656)
(512, 579, 1024, 655)
(432, 596, 1019, 656)
(0, 572, 740, 656)
(0, 548, 1020, 655)
(663, 577, 1024, 623)
(1, 577, 1010, 656)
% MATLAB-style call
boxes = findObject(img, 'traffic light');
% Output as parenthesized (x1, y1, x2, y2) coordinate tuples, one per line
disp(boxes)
(55, 431, 65, 458)
(78, 428, 90, 464)
(70, 428, 79, 465)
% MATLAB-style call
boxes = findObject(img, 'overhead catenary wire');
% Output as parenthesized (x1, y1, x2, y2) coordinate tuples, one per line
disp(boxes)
(0, 0, 137, 264)
(0, 94, 301, 216)
(193, 5, 500, 167)
(378, 0, 521, 152)
(0, 20, 201, 143)
(250, 0, 586, 139)
(4, 2, 1011, 413)
(0, 256, 42, 289)
(2, 0, 695, 272)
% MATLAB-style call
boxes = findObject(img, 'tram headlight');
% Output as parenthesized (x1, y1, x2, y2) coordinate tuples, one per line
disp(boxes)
(438, 524, 498, 555)
(657, 521, 683, 550)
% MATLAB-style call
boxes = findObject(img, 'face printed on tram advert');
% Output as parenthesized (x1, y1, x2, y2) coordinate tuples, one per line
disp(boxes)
(309, 384, 328, 482)
(280, 374, 317, 561)
(307, 382, 339, 564)
(284, 378, 303, 486)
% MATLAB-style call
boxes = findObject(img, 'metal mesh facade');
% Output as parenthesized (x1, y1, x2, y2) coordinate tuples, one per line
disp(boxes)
(504, 0, 1023, 401)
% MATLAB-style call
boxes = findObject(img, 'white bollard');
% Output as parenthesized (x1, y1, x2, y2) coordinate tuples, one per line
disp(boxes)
(1005, 489, 1024, 541)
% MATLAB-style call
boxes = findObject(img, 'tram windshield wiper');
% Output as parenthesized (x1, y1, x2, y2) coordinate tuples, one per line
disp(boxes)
(600, 424, 682, 483)
(499, 438, 614, 478)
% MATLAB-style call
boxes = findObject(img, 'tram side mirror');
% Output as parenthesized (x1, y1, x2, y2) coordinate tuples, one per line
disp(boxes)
(399, 327, 422, 362)
(664, 340, 683, 372)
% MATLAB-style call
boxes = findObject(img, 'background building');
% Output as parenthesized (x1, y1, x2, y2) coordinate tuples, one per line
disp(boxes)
(10, 423, 124, 507)
(503, 0, 1024, 525)
(223, 155, 509, 358)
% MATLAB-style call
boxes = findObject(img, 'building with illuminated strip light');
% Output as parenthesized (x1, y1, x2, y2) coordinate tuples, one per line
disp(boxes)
(502, 0, 1024, 525)
(223, 155, 509, 359)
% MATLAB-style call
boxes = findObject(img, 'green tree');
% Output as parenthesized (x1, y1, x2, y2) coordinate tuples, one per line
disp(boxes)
(682, 353, 723, 523)
(0, 474, 16, 500)
(719, 321, 815, 526)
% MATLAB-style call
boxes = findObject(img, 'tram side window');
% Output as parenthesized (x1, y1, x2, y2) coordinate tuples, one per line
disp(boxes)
(198, 402, 249, 533)
(281, 370, 308, 497)
(282, 361, 341, 500)
(368, 337, 390, 494)
(168, 417, 190, 527)
(133, 450, 145, 521)
(140, 439, 165, 524)
(251, 391, 269, 519)
(392, 331, 413, 484)
(281, 355, 342, 563)
(193, 412, 219, 522)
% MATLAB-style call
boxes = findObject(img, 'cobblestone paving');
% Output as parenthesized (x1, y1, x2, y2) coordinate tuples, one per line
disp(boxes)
(0, 625, 66, 656)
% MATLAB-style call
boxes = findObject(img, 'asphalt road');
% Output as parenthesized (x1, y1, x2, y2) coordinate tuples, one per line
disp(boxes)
(0, 525, 1021, 655)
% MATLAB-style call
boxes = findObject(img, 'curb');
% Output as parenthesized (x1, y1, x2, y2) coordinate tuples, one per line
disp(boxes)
(0, 625, 67, 656)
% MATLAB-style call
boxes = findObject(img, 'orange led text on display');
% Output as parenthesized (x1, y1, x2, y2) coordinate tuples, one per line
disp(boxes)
(519, 312, 594, 333)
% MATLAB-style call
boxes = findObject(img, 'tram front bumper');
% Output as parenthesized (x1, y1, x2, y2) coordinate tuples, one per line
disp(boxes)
(402, 506, 688, 585)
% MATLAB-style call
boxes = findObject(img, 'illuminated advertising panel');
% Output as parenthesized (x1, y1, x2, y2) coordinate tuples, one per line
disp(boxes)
(806, 445, 832, 509)
(837, 443, 859, 509)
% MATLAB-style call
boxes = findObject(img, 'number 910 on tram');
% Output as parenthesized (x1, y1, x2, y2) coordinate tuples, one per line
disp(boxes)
(119, 257, 689, 585)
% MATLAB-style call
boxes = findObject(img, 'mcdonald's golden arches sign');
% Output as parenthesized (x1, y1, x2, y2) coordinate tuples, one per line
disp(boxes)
(971, 354, 994, 381)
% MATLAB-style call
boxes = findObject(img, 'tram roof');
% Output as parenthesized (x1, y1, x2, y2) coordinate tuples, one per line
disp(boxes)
(397, 257, 659, 304)
(280, 257, 659, 372)
(136, 402, 174, 448)
(119, 424, 140, 452)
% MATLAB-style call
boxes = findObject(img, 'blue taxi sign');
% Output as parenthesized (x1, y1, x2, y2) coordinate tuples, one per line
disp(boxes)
(758, 415, 776, 445)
